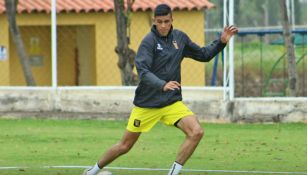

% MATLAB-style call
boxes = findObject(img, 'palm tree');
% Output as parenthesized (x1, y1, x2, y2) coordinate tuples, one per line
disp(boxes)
(114, 0, 138, 86)
(5, 0, 36, 86)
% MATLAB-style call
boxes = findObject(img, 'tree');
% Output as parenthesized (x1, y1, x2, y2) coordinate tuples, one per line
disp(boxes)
(113, 0, 138, 86)
(279, 0, 297, 96)
(5, 0, 36, 86)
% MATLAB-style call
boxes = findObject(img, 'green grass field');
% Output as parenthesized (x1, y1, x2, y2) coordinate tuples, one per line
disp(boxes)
(0, 118, 306, 175)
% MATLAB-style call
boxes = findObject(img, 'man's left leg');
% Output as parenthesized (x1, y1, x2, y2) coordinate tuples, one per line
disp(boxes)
(167, 115, 204, 175)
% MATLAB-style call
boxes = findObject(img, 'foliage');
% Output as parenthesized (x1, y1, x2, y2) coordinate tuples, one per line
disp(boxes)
(206, 0, 307, 28)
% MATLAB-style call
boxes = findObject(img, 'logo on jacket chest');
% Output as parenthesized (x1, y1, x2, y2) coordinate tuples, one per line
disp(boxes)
(172, 40, 179, 49)
(157, 43, 163, 50)
(157, 40, 179, 51)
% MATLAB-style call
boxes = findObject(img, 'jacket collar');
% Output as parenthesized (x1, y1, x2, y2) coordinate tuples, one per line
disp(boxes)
(151, 25, 173, 39)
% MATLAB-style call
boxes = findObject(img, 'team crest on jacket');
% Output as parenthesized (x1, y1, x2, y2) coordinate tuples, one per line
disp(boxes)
(157, 43, 163, 50)
(172, 40, 179, 49)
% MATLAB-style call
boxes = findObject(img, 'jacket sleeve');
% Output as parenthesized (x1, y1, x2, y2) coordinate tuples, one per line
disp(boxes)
(135, 37, 166, 90)
(183, 33, 226, 62)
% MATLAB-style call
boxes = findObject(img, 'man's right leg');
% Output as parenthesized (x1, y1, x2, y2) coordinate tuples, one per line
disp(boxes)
(98, 130, 141, 167)
(84, 130, 141, 175)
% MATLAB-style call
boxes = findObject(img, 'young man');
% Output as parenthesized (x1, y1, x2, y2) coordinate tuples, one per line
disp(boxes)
(83, 4, 238, 175)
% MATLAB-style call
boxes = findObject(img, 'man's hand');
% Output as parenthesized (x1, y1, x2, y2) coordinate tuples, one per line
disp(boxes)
(220, 25, 238, 44)
(163, 81, 181, 91)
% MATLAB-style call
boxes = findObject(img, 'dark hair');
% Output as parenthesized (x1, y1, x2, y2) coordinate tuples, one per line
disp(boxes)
(154, 4, 172, 17)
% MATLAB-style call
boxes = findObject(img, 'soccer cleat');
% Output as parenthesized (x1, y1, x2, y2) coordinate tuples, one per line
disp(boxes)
(82, 168, 90, 175)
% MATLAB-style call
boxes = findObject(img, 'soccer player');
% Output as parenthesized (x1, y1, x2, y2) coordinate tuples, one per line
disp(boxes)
(83, 3, 238, 175)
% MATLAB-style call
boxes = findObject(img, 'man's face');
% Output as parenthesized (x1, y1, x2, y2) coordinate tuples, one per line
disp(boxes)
(154, 14, 173, 37)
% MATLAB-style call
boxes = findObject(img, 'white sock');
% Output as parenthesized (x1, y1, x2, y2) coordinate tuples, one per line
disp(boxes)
(86, 163, 101, 175)
(167, 161, 183, 175)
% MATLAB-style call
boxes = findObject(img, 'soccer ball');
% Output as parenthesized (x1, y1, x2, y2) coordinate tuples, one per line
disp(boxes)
(97, 171, 113, 175)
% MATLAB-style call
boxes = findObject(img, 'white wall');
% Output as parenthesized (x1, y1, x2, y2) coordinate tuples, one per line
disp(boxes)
(0, 88, 306, 123)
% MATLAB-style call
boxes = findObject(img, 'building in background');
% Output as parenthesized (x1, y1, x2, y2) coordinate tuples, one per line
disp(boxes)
(0, 0, 215, 86)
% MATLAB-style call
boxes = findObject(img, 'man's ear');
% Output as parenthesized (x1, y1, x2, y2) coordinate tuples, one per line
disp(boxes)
(152, 18, 156, 25)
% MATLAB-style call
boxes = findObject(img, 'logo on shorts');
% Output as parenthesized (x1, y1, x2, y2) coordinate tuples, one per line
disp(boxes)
(134, 119, 141, 127)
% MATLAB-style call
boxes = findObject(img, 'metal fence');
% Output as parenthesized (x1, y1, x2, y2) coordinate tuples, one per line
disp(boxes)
(205, 29, 306, 97)
(203, 0, 307, 97)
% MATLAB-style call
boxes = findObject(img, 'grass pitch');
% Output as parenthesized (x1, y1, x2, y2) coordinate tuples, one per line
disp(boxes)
(0, 118, 306, 175)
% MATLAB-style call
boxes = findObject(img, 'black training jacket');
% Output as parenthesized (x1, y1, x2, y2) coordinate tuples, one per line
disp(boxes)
(133, 25, 226, 108)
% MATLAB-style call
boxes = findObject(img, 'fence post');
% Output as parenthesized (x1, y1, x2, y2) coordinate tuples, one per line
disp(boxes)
(51, 0, 58, 89)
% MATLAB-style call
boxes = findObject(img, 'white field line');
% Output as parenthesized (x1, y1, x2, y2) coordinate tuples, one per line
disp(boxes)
(0, 167, 28, 170)
(1, 166, 307, 174)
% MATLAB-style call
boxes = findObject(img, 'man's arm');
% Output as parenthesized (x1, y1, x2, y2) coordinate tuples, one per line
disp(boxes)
(135, 38, 166, 91)
(183, 25, 238, 62)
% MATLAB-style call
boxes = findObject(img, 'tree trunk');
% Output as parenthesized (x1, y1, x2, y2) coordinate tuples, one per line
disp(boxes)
(279, 0, 297, 96)
(113, 0, 138, 86)
(5, 0, 36, 86)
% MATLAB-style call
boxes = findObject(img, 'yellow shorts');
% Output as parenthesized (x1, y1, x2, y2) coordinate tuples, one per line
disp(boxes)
(126, 101, 194, 132)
